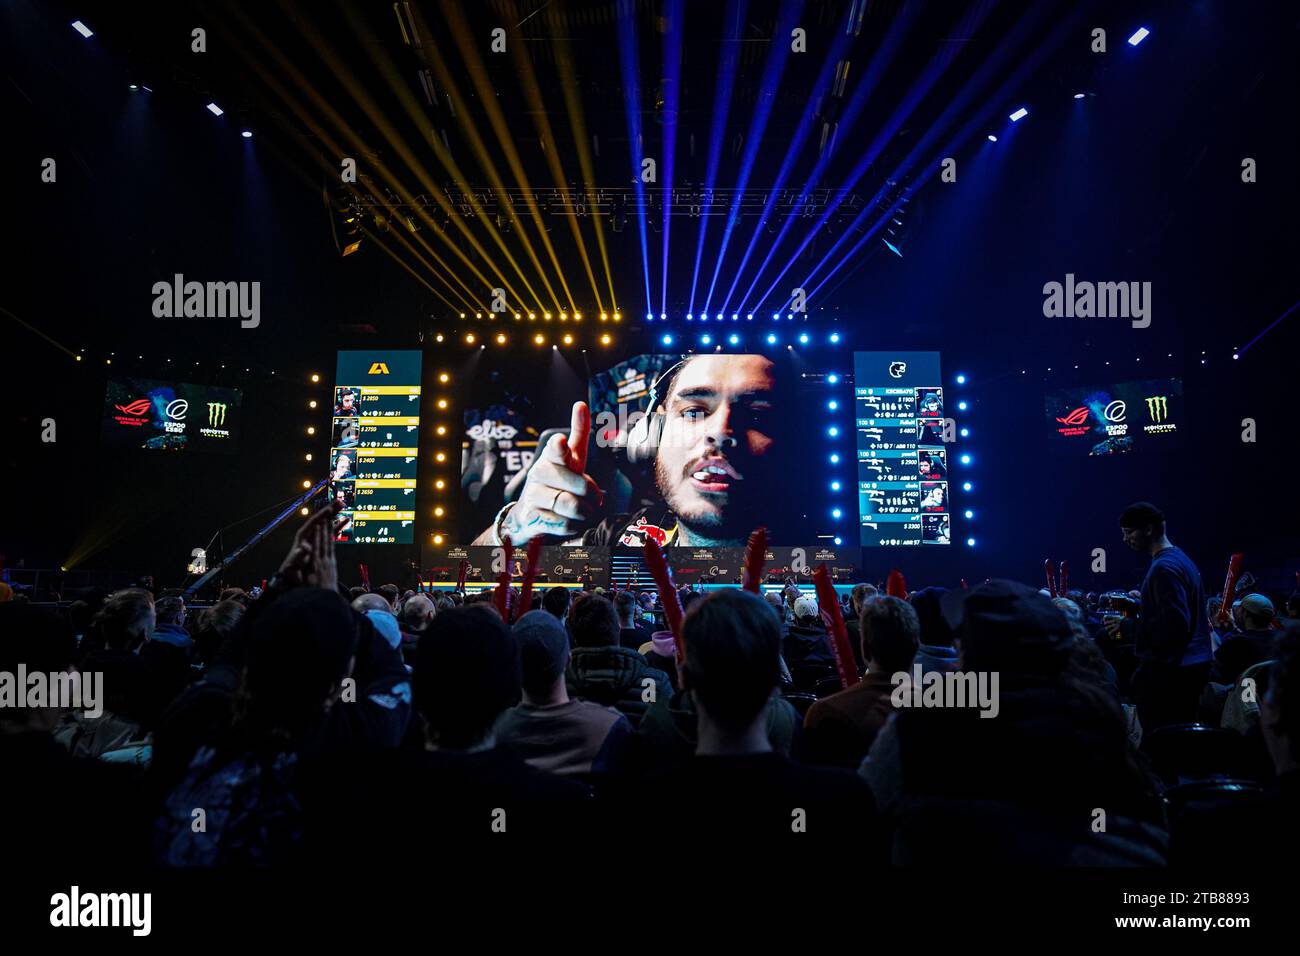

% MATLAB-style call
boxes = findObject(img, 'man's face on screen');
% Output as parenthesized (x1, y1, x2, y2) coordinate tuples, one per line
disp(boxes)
(653, 354, 778, 534)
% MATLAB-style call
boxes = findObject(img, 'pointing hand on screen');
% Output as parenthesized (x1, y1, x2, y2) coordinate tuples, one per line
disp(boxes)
(500, 401, 604, 545)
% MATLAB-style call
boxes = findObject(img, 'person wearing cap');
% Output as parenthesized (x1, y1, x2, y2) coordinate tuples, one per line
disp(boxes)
(782, 594, 838, 670)
(1114, 502, 1212, 730)
(1212, 593, 1279, 684)
(495, 609, 632, 777)
(859, 579, 1166, 864)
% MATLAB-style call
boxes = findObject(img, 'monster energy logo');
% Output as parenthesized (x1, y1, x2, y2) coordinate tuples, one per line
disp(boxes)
(207, 402, 227, 426)
(1144, 396, 1168, 422)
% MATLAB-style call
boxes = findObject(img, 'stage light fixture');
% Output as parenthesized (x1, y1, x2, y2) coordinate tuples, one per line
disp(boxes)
(827, 374, 839, 384)
(957, 401, 968, 411)
(437, 399, 448, 409)
(601, 312, 608, 321)
(967, 538, 976, 547)
(728, 334, 739, 345)
(828, 400, 838, 411)
(1009, 107, 1029, 122)
(529, 313, 536, 320)
(960, 454, 971, 465)
(433, 535, 444, 545)
(496, 333, 507, 345)
(614, 313, 621, 322)
(545, 313, 552, 320)
(310, 373, 320, 383)
(773, 313, 780, 320)
(309, 400, 317, 409)
(1128, 27, 1149, 46)
(206, 103, 224, 116)
(828, 426, 839, 437)
(660, 313, 666, 320)
(436, 425, 446, 436)
(439, 373, 449, 383)
(241, 131, 253, 139)
(700, 334, 712, 345)
(956, 374, 966, 384)
(963, 482, 973, 492)
(830, 333, 840, 344)
(686, 314, 693, 321)
(435, 452, 446, 462)
(129, 84, 139, 91)
(600, 334, 612, 345)
(561, 313, 568, 320)
(575, 314, 582, 322)
(553, 345, 558, 350)
(1074, 92, 1086, 100)
(304, 454, 312, 462)
(987, 134, 998, 142)
(661, 334, 673, 346)
(960, 427, 970, 437)
(515, 314, 521, 320)
(832, 508, 842, 520)
(831, 481, 841, 492)
(647, 313, 653, 320)
(829, 453, 839, 464)
(460, 313, 466, 319)
(465, 333, 476, 345)
(732, 314, 738, 321)
(786, 314, 793, 320)
(435, 479, 445, 490)
(563, 334, 574, 345)
(964, 510, 974, 519)
(746, 314, 753, 321)
(533, 333, 544, 345)
(435, 334, 444, 343)
(798, 333, 809, 345)
(716, 314, 723, 321)
(301, 507, 309, 516)
(766, 333, 777, 345)
(302, 480, 311, 489)
(307, 427, 315, 435)
(71, 20, 93, 37)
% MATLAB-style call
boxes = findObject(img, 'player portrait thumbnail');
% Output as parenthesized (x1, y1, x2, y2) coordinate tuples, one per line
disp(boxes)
(332, 419, 360, 448)
(334, 386, 359, 417)
(922, 513, 950, 544)
(330, 449, 357, 481)
(330, 481, 355, 509)
(918, 448, 947, 479)
(333, 510, 354, 543)
(919, 480, 948, 512)
(916, 387, 944, 419)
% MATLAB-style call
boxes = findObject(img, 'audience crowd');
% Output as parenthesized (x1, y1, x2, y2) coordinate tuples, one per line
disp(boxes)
(2, 500, 1298, 866)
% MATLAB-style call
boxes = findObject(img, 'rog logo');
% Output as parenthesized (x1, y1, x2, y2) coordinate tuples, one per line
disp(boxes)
(1055, 406, 1089, 426)
(115, 399, 151, 416)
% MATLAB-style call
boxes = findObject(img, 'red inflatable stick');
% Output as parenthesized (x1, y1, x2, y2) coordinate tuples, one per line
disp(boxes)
(1043, 559, 1057, 598)
(643, 538, 687, 665)
(359, 563, 370, 591)
(814, 564, 861, 689)
(514, 537, 544, 624)
(1217, 553, 1244, 626)
(886, 569, 908, 599)
(1058, 560, 1070, 598)
(456, 559, 469, 592)
(493, 536, 515, 621)
(741, 527, 768, 594)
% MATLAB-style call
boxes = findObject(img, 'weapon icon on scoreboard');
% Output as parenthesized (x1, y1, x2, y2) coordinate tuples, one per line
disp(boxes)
(404, 488, 414, 495)
(406, 425, 417, 432)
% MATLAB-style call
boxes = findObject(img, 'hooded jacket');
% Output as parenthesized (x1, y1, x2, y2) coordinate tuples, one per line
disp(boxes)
(565, 645, 672, 728)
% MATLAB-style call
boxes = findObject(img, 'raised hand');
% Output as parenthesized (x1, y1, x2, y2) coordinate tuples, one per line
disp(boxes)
(501, 400, 604, 545)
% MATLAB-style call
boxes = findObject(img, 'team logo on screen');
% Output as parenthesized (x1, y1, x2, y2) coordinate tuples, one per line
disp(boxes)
(367, 362, 390, 375)
(1144, 395, 1168, 422)
(889, 361, 907, 379)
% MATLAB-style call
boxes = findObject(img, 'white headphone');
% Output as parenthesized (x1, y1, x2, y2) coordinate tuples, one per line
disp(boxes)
(625, 359, 685, 465)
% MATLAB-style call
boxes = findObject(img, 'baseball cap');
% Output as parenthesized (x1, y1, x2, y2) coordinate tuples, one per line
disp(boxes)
(513, 609, 570, 695)
(1235, 593, 1275, 624)
(940, 578, 1074, 676)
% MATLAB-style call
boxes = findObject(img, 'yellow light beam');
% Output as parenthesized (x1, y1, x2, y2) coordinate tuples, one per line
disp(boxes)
(503, 0, 604, 314)
(550, 8, 619, 312)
